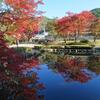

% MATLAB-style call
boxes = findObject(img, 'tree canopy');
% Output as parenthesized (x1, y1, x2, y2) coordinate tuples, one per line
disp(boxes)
(91, 8, 100, 18)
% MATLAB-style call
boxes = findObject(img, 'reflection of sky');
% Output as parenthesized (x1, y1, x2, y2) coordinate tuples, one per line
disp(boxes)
(32, 64, 100, 100)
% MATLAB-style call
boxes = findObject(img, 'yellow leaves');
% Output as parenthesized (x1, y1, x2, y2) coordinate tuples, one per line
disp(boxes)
(0, 24, 7, 32)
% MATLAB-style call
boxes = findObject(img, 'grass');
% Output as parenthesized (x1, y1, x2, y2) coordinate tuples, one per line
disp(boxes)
(11, 39, 100, 50)
(49, 40, 100, 47)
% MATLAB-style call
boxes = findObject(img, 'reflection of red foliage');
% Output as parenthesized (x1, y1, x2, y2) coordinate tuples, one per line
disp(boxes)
(23, 88, 36, 100)
(73, 72, 91, 83)
(14, 88, 37, 100)
(0, 34, 44, 99)
(53, 56, 91, 83)
(36, 83, 45, 89)
(0, 0, 44, 99)
(67, 58, 86, 69)
(0, 32, 39, 69)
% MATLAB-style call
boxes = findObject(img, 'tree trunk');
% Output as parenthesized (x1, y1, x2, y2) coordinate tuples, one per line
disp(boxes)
(16, 39, 19, 48)
(74, 32, 77, 43)
(64, 38, 67, 44)
(94, 33, 97, 43)
(74, 30, 80, 43)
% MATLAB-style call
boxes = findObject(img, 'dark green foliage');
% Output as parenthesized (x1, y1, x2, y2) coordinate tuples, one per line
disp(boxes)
(41, 16, 57, 34)
(91, 8, 100, 18)
(80, 39, 89, 43)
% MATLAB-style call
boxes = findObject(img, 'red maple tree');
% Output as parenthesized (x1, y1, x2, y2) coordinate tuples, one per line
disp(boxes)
(0, 0, 44, 99)
(56, 11, 95, 42)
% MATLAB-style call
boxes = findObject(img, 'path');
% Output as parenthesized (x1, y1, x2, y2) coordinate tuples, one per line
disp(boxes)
(9, 44, 43, 48)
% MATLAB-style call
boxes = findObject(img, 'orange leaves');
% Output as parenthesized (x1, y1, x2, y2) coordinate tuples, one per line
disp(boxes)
(56, 11, 95, 37)
(5, 0, 43, 16)
(1, 0, 44, 41)
(1, 14, 40, 40)
(0, 1, 44, 99)
(16, 17, 39, 33)
(29, 21, 38, 31)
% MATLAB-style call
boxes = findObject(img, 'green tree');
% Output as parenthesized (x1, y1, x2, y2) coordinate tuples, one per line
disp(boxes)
(91, 8, 100, 18)
(41, 17, 57, 37)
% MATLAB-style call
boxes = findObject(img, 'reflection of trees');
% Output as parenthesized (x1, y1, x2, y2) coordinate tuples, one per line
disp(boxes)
(0, 70, 45, 100)
(37, 51, 100, 83)
(87, 56, 100, 74)
(53, 56, 91, 83)
(42, 53, 91, 83)
(0, 42, 45, 99)
(39, 52, 58, 64)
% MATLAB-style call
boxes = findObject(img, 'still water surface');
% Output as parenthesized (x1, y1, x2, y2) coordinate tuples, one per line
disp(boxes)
(1, 50, 100, 100)
(32, 52, 100, 100)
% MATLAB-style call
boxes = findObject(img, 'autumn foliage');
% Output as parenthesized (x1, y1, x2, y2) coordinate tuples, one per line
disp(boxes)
(52, 55, 91, 83)
(0, 0, 44, 41)
(0, 0, 44, 99)
(56, 11, 96, 41)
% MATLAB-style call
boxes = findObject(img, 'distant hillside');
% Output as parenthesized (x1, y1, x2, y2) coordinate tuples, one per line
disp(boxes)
(91, 8, 100, 18)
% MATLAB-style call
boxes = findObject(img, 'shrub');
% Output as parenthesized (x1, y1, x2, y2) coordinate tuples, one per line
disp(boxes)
(80, 39, 89, 43)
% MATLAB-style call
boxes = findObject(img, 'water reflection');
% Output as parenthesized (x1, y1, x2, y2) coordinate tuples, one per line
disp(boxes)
(87, 56, 100, 74)
(1, 49, 100, 100)
(0, 57, 45, 100)
(33, 50, 100, 100)
(38, 52, 98, 83)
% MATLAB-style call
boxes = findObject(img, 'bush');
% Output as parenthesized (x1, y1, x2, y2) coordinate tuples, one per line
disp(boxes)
(14, 47, 26, 52)
(80, 39, 89, 43)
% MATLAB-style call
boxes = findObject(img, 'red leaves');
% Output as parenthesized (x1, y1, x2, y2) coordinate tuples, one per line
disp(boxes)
(5, 0, 44, 16)
(7, 58, 39, 74)
(0, 1, 44, 99)
(73, 72, 91, 83)
(36, 83, 45, 89)
(0, 0, 44, 41)
(24, 88, 36, 95)
(0, 37, 42, 99)
(56, 11, 95, 37)
(53, 56, 91, 83)
(21, 78, 33, 86)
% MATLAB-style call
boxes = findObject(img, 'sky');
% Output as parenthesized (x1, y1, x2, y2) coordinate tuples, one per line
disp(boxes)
(38, 0, 100, 18)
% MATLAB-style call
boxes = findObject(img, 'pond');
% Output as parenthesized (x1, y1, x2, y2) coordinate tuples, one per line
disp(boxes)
(29, 50, 100, 100)
(1, 50, 100, 100)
